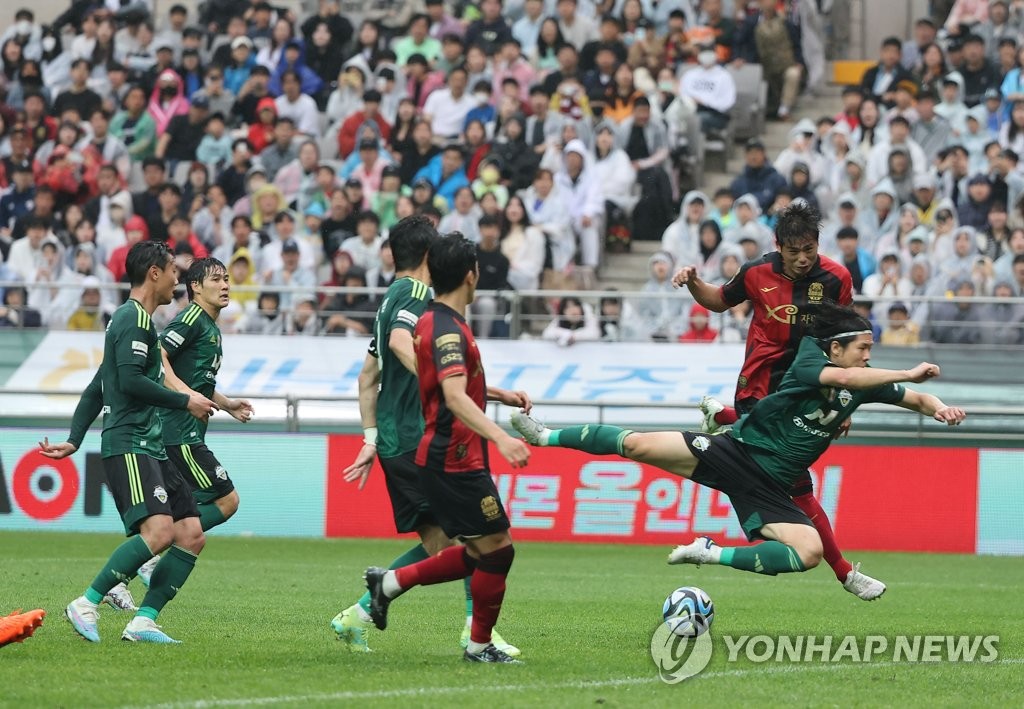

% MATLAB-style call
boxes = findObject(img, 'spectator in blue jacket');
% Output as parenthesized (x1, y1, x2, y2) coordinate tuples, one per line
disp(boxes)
(729, 139, 787, 212)
(412, 144, 470, 209)
(269, 39, 324, 98)
(836, 225, 877, 293)
(0, 163, 35, 233)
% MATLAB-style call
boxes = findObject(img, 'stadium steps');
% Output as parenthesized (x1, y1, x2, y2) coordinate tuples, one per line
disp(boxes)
(600, 80, 843, 290)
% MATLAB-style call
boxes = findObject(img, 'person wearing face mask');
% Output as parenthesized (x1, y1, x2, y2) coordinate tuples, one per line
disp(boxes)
(0, 10, 43, 62)
(464, 80, 498, 136)
(471, 155, 509, 209)
(679, 46, 736, 133)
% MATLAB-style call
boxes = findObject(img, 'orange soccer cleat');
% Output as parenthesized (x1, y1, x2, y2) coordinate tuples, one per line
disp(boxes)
(0, 609, 46, 647)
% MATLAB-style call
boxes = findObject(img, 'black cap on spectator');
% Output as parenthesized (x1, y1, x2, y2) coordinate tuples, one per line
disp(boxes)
(888, 302, 909, 315)
(914, 17, 936, 27)
(251, 65, 270, 76)
(425, 0, 444, 5)
(984, 88, 1001, 101)
(745, 138, 765, 152)
(358, 138, 377, 151)
(345, 177, 363, 189)
(191, 95, 210, 109)
(282, 239, 300, 253)
(382, 165, 401, 179)
(183, 26, 204, 39)
(413, 177, 433, 189)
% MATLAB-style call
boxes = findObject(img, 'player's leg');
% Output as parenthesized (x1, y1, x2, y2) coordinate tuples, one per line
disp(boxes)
(124, 459, 205, 644)
(66, 454, 176, 642)
(172, 443, 238, 531)
(789, 472, 887, 599)
(511, 412, 698, 478)
(461, 531, 517, 663)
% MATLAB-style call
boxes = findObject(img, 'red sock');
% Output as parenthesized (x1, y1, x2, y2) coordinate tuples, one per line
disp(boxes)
(791, 492, 853, 582)
(714, 406, 739, 426)
(469, 545, 515, 645)
(395, 546, 474, 589)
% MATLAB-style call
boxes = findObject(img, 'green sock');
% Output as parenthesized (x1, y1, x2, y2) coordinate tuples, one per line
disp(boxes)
(357, 543, 429, 614)
(547, 424, 632, 456)
(719, 542, 806, 576)
(198, 502, 227, 531)
(137, 545, 197, 620)
(464, 576, 473, 619)
(85, 535, 153, 603)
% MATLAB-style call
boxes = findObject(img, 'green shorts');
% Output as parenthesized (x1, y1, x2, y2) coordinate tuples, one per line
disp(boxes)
(103, 452, 199, 536)
(682, 431, 813, 541)
(166, 442, 235, 505)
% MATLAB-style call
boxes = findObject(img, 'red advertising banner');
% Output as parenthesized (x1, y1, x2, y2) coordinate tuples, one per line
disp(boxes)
(325, 435, 980, 553)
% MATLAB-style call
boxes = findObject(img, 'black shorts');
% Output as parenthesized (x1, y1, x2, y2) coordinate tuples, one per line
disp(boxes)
(734, 397, 813, 496)
(379, 451, 436, 534)
(421, 468, 510, 540)
(166, 442, 235, 505)
(682, 431, 812, 541)
(103, 452, 199, 536)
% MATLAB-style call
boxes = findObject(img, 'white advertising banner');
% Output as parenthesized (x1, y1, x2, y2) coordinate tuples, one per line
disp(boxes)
(0, 332, 746, 422)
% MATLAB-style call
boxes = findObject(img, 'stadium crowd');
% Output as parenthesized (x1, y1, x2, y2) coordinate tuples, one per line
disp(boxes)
(0, 0, 1021, 344)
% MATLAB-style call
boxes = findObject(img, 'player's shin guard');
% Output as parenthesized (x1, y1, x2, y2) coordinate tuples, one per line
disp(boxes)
(714, 406, 739, 426)
(136, 545, 197, 620)
(720, 542, 806, 575)
(197, 503, 227, 531)
(395, 546, 476, 589)
(84, 536, 152, 605)
(357, 543, 429, 615)
(548, 425, 632, 456)
(790, 486, 854, 582)
(469, 545, 515, 645)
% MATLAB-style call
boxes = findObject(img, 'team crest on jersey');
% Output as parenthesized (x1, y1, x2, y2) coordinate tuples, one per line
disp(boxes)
(455, 443, 468, 459)
(838, 389, 853, 407)
(807, 282, 824, 302)
(692, 436, 711, 452)
(737, 375, 748, 388)
(480, 495, 501, 521)
(215, 466, 228, 480)
(153, 486, 168, 504)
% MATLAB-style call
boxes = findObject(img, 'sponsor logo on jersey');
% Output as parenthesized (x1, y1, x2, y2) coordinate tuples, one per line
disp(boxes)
(765, 303, 798, 324)
(435, 333, 461, 350)
(808, 282, 824, 302)
(153, 486, 168, 504)
(440, 352, 462, 366)
(480, 495, 502, 521)
(838, 389, 852, 407)
(101, 406, 111, 414)
(792, 416, 830, 438)
(165, 331, 184, 347)
(760, 286, 778, 292)
(131, 340, 149, 356)
(215, 466, 228, 480)
(692, 435, 711, 452)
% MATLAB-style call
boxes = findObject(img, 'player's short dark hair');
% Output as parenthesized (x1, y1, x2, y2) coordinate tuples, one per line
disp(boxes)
(126, 241, 174, 287)
(184, 256, 227, 300)
(806, 300, 873, 350)
(389, 215, 437, 272)
(774, 201, 821, 247)
(428, 232, 478, 296)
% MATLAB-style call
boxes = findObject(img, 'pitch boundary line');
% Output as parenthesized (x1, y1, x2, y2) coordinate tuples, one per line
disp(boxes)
(132, 657, 1024, 708)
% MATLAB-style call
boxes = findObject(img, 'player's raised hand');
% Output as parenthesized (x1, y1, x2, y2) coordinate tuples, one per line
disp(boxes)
(672, 266, 699, 289)
(342, 444, 376, 490)
(187, 393, 218, 421)
(907, 362, 940, 383)
(497, 434, 530, 468)
(934, 406, 967, 426)
(832, 417, 853, 440)
(500, 389, 533, 414)
(226, 398, 255, 423)
(38, 437, 77, 460)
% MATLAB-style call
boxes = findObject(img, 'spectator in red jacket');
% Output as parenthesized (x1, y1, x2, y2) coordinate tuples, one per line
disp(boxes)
(248, 97, 278, 154)
(107, 216, 148, 282)
(336, 89, 391, 158)
(678, 303, 719, 343)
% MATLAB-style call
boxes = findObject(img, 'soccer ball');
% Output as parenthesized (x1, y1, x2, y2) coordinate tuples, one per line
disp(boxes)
(662, 586, 714, 637)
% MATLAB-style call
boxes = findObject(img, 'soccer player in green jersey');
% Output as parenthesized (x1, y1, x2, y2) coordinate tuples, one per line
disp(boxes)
(40, 242, 218, 643)
(331, 217, 523, 655)
(130, 257, 255, 586)
(511, 302, 967, 581)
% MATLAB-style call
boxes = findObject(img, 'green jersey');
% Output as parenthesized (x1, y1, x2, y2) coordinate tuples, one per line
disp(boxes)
(160, 302, 223, 445)
(67, 299, 190, 459)
(369, 276, 430, 458)
(732, 337, 906, 486)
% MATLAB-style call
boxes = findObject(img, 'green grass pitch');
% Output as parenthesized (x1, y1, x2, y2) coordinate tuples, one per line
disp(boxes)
(1, 531, 1021, 708)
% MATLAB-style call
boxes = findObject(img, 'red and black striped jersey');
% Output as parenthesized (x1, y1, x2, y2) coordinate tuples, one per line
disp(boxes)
(720, 252, 853, 403)
(414, 301, 490, 474)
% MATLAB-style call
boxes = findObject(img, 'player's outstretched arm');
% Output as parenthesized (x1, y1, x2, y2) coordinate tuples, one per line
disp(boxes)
(671, 266, 729, 312)
(343, 352, 382, 489)
(214, 391, 254, 422)
(39, 367, 105, 458)
(486, 386, 532, 414)
(819, 362, 940, 390)
(896, 389, 967, 426)
(441, 374, 530, 469)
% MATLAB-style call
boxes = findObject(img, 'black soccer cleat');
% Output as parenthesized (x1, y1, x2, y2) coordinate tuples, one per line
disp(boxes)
(363, 566, 392, 631)
(463, 643, 523, 664)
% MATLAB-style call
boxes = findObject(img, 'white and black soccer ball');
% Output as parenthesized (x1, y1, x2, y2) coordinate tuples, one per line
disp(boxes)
(662, 586, 714, 638)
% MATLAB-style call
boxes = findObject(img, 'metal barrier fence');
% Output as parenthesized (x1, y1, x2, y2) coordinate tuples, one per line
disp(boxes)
(2, 280, 1023, 344)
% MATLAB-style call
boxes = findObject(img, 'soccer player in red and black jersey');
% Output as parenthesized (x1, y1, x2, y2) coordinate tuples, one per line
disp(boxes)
(364, 233, 533, 664)
(673, 202, 886, 600)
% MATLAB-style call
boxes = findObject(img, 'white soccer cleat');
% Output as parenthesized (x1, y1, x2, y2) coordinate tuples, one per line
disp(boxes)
(668, 536, 718, 567)
(510, 411, 549, 446)
(698, 396, 725, 434)
(66, 597, 100, 642)
(103, 583, 138, 611)
(842, 563, 886, 601)
(122, 616, 181, 644)
(137, 555, 161, 588)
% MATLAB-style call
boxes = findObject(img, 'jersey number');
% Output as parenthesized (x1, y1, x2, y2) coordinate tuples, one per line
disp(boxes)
(212, 354, 222, 373)
(805, 408, 839, 426)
